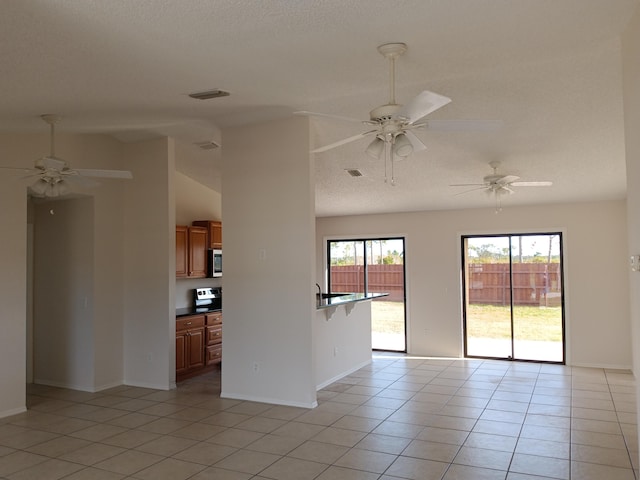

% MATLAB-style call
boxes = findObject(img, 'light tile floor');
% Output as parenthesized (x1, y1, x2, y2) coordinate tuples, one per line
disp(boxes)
(0, 354, 638, 479)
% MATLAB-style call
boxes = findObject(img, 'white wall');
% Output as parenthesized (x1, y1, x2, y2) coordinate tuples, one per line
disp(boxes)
(623, 1, 640, 375)
(175, 170, 221, 225)
(315, 302, 372, 389)
(622, 3, 640, 462)
(0, 135, 30, 416)
(122, 138, 175, 390)
(33, 197, 95, 390)
(221, 116, 317, 407)
(317, 200, 631, 369)
(0, 132, 132, 413)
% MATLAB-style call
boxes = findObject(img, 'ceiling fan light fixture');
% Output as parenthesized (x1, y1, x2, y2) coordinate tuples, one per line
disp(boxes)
(29, 180, 48, 197)
(365, 137, 384, 159)
(392, 133, 413, 158)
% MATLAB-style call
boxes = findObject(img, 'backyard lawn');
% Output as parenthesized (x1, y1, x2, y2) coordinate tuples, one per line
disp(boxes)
(371, 301, 562, 342)
(466, 303, 563, 341)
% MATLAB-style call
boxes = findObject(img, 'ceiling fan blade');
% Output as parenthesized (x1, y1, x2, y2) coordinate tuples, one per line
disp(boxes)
(395, 90, 452, 124)
(0, 166, 34, 173)
(294, 111, 365, 124)
(497, 175, 520, 185)
(404, 130, 427, 153)
(311, 129, 378, 153)
(423, 119, 504, 132)
(449, 182, 488, 187)
(502, 186, 516, 194)
(453, 186, 489, 196)
(511, 181, 553, 187)
(64, 175, 100, 188)
(74, 168, 133, 179)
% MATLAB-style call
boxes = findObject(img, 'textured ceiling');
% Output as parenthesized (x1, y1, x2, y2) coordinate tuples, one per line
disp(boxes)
(1, 0, 637, 216)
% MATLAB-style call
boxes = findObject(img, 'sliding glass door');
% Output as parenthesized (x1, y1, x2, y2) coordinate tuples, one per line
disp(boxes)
(328, 238, 406, 352)
(462, 233, 565, 363)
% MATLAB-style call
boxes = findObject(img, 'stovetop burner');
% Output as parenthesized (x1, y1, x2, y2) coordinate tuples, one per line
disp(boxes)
(194, 287, 221, 309)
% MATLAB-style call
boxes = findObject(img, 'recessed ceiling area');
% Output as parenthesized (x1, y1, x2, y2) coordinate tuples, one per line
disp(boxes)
(0, 0, 636, 216)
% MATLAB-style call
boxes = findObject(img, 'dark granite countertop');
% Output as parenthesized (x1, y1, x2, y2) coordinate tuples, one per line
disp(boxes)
(176, 306, 222, 317)
(316, 292, 388, 310)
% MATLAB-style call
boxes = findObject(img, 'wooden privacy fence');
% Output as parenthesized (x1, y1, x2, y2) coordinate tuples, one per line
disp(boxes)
(330, 263, 562, 306)
(467, 262, 562, 306)
(329, 265, 404, 302)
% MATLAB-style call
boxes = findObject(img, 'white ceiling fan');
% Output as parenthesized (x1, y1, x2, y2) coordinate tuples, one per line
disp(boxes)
(451, 161, 552, 211)
(0, 114, 133, 198)
(297, 43, 502, 185)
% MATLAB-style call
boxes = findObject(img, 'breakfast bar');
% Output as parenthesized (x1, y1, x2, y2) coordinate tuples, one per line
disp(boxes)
(314, 292, 388, 390)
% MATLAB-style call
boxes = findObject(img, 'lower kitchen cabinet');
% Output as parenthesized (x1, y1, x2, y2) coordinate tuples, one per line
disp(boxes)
(205, 312, 223, 366)
(176, 311, 222, 380)
(176, 315, 206, 378)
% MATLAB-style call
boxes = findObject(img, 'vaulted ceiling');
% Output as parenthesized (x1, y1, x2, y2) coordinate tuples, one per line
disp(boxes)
(1, 1, 637, 216)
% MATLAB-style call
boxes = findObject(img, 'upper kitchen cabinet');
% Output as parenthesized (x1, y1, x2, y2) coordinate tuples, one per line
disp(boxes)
(193, 220, 222, 249)
(176, 225, 208, 278)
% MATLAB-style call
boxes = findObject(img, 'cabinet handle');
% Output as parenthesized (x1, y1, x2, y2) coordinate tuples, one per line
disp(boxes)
(215, 332, 221, 336)
(186, 322, 192, 325)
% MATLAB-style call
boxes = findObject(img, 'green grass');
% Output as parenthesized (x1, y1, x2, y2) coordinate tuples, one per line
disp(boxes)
(371, 301, 404, 334)
(466, 303, 563, 341)
(370, 301, 563, 342)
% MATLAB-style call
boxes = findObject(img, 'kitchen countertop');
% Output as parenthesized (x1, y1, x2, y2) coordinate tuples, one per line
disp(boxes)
(176, 306, 222, 317)
(316, 292, 388, 310)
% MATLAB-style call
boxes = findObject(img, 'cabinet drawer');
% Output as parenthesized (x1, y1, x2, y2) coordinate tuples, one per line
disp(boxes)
(206, 345, 222, 365)
(176, 315, 205, 331)
(206, 312, 222, 325)
(206, 325, 222, 345)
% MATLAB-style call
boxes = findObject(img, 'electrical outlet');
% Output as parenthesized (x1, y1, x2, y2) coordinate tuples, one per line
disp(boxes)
(252, 361, 260, 373)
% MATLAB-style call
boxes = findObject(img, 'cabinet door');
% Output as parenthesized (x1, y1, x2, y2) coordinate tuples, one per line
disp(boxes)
(210, 222, 222, 249)
(188, 227, 208, 278)
(176, 332, 187, 373)
(193, 221, 222, 249)
(187, 327, 205, 369)
(176, 226, 188, 278)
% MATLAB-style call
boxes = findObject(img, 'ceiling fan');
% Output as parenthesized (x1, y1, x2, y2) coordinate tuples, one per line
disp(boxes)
(297, 43, 501, 185)
(0, 114, 133, 198)
(450, 161, 552, 211)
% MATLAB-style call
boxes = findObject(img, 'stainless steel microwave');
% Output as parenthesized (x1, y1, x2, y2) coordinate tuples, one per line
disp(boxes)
(207, 249, 222, 277)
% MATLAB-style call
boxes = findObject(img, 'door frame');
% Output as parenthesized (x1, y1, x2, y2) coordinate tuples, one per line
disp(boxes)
(324, 236, 408, 353)
(461, 232, 567, 364)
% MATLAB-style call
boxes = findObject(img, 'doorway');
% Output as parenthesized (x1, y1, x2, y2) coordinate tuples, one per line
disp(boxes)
(462, 233, 565, 363)
(327, 238, 406, 352)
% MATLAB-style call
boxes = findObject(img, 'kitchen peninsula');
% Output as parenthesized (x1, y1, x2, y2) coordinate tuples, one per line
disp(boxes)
(314, 292, 388, 390)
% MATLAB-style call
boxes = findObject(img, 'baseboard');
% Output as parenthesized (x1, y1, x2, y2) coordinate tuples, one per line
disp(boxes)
(123, 379, 171, 391)
(33, 378, 95, 393)
(220, 391, 318, 409)
(570, 362, 633, 372)
(0, 406, 27, 419)
(316, 358, 373, 391)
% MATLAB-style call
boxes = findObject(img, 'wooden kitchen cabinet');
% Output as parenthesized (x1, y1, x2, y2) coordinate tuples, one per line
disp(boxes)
(192, 220, 222, 249)
(176, 225, 208, 278)
(175, 225, 188, 277)
(205, 312, 223, 365)
(176, 315, 206, 378)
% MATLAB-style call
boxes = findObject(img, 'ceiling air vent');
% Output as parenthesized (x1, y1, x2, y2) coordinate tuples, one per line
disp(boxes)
(345, 169, 363, 177)
(188, 89, 230, 100)
(194, 140, 220, 150)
